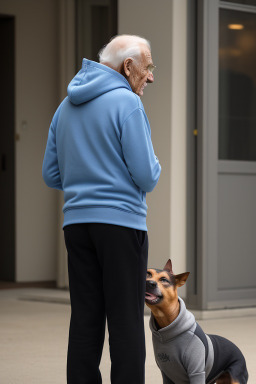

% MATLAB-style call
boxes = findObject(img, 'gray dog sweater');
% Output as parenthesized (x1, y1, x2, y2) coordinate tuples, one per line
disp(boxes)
(149, 297, 248, 384)
(149, 297, 215, 384)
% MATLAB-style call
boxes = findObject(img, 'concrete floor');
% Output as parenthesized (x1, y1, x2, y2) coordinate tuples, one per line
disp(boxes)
(0, 288, 255, 384)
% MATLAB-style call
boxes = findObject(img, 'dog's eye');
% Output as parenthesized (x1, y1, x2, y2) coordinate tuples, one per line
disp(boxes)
(147, 271, 152, 278)
(160, 277, 169, 284)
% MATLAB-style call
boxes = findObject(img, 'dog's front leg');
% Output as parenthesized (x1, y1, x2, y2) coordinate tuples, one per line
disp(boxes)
(161, 371, 175, 384)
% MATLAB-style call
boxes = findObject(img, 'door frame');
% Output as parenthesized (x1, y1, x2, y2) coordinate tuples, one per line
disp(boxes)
(196, 0, 219, 310)
(191, 0, 256, 310)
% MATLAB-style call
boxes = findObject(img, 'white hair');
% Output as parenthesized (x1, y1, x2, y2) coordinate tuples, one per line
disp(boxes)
(98, 34, 151, 69)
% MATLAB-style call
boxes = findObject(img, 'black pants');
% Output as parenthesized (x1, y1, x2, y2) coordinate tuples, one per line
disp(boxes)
(64, 223, 148, 384)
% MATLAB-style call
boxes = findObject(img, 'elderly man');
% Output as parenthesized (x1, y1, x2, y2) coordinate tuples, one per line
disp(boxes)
(43, 35, 161, 384)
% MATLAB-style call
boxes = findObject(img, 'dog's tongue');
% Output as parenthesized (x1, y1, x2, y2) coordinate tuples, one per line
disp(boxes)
(145, 292, 158, 300)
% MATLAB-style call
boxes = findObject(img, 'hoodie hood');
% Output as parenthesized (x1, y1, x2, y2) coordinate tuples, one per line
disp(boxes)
(149, 297, 195, 343)
(67, 58, 132, 105)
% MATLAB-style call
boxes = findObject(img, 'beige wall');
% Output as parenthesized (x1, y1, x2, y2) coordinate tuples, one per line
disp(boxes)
(118, 0, 188, 279)
(0, 0, 189, 284)
(0, 0, 59, 281)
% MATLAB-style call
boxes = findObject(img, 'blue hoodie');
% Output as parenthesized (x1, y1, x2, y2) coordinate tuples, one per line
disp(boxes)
(42, 59, 161, 230)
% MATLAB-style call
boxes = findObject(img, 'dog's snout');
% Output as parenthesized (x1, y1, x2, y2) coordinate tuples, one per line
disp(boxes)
(148, 280, 157, 288)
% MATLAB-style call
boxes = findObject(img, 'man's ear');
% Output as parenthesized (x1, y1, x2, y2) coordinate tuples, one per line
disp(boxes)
(123, 57, 133, 77)
(175, 272, 190, 287)
(163, 259, 173, 274)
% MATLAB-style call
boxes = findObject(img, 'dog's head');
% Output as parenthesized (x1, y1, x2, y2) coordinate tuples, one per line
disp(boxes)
(145, 259, 190, 308)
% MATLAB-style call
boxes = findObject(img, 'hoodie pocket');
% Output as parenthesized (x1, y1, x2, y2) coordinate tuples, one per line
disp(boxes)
(141, 190, 146, 202)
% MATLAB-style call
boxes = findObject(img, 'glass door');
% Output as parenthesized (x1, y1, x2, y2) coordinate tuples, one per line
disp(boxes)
(217, 1, 256, 303)
(194, 0, 256, 309)
(219, 2, 256, 161)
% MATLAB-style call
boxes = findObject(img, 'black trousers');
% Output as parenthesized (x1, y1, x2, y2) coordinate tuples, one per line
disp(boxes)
(64, 223, 148, 384)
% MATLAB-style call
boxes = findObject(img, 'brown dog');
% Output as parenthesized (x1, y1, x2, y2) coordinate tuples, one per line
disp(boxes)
(145, 259, 248, 384)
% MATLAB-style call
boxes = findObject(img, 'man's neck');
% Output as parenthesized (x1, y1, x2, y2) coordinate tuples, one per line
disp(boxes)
(101, 61, 119, 72)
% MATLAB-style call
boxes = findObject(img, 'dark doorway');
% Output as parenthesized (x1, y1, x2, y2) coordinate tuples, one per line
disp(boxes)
(75, 0, 118, 70)
(0, 15, 15, 281)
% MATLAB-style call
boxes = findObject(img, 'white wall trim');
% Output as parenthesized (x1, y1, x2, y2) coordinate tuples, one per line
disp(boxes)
(57, 0, 76, 288)
(170, 0, 188, 279)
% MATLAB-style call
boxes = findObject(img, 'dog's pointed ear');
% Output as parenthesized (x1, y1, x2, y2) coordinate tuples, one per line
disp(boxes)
(163, 259, 173, 273)
(175, 272, 190, 287)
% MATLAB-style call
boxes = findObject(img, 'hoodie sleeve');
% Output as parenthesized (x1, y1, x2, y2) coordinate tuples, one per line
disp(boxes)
(42, 106, 63, 191)
(121, 108, 161, 192)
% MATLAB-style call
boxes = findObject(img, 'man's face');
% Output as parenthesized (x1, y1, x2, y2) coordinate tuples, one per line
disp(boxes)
(124, 47, 155, 96)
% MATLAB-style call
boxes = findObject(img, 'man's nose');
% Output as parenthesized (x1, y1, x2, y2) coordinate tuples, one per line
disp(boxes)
(147, 72, 154, 83)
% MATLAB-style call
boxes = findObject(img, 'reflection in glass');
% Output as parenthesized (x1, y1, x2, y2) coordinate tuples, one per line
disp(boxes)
(219, 8, 256, 161)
